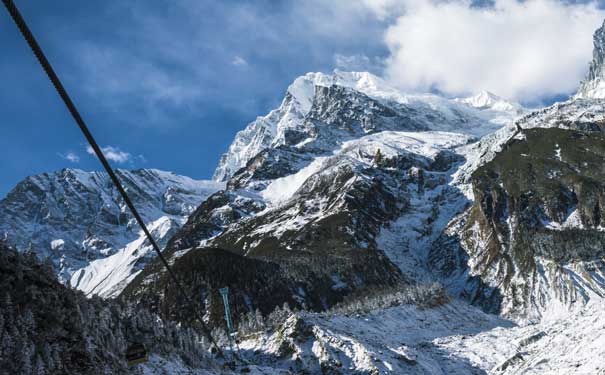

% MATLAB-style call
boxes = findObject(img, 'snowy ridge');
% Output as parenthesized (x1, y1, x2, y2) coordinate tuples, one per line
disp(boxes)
(0, 168, 223, 297)
(455, 91, 523, 113)
(261, 131, 472, 207)
(213, 71, 524, 182)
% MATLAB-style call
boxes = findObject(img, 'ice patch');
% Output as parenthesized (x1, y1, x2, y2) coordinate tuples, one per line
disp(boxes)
(51, 239, 64, 250)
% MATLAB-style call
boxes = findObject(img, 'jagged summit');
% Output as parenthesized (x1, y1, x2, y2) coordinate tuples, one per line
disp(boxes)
(287, 71, 408, 108)
(212, 71, 401, 181)
(213, 70, 523, 181)
(576, 19, 605, 99)
(455, 90, 523, 113)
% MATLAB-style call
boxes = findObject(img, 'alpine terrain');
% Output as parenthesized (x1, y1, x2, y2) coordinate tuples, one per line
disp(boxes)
(0, 169, 223, 297)
(3, 17, 605, 375)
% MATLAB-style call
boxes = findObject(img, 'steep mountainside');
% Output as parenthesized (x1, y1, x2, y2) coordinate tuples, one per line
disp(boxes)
(0, 168, 222, 297)
(0, 242, 221, 375)
(576, 19, 605, 99)
(213, 71, 521, 182)
(123, 71, 524, 323)
(431, 126, 605, 320)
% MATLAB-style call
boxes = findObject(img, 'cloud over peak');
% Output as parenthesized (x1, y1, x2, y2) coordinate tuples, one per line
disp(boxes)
(86, 145, 132, 164)
(59, 152, 80, 163)
(382, 0, 605, 102)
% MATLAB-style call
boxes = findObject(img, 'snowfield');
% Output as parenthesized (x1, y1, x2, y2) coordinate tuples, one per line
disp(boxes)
(192, 298, 604, 374)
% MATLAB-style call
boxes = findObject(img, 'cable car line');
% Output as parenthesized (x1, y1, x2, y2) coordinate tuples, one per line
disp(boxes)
(1, 0, 226, 361)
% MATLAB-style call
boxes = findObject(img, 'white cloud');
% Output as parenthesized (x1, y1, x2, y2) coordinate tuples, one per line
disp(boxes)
(59, 152, 80, 163)
(86, 145, 132, 164)
(232, 56, 248, 67)
(360, 0, 406, 20)
(383, 0, 605, 101)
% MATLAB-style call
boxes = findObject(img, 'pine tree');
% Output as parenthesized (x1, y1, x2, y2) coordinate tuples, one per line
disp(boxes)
(33, 354, 46, 375)
(40, 343, 53, 373)
(1, 293, 13, 327)
(0, 312, 5, 338)
(373, 148, 384, 165)
(21, 309, 36, 334)
(1, 330, 14, 366)
(205, 289, 226, 327)
(18, 340, 34, 375)
(417, 168, 425, 193)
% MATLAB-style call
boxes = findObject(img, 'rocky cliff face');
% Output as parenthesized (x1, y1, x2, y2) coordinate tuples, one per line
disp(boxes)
(431, 124, 605, 320)
(576, 19, 605, 99)
(0, 168, 222, 297)
(123, 71, 523, 323)
(213, 71, 519, 182)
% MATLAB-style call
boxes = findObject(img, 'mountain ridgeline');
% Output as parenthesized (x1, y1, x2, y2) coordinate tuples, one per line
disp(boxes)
(0, 169, 223, 298)
(4, 19, 605, 374)
(121, 71, 524, 323)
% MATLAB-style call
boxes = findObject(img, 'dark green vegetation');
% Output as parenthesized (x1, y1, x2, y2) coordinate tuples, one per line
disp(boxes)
(470, 127, 605, 264)
(122, 246, 402, 327)
(0, 242, 213, 375)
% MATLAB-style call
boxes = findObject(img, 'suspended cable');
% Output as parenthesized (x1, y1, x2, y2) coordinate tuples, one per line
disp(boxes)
(1, 0, 226, 360)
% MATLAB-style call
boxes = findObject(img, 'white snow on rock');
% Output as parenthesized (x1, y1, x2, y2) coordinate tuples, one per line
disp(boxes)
(0, 168, 224, 298)
(213, 71, 524, 182)
(261, 156, 329, 206)
(233, 297, 605, 374)
(455, 91, 523, 114)
(261, 131, 472, 207)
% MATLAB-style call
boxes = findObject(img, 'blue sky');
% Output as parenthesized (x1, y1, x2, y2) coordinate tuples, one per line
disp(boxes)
(1, 0, 604, 197)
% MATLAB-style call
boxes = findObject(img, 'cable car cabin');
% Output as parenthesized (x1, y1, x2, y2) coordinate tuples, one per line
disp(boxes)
(126, 343, 148, 366)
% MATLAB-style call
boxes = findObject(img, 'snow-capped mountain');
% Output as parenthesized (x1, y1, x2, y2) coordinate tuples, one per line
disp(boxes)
(455, 90, 524, 114)
(7, 16, 605, 375)
(123, 70, 527, 324)
(0, 168, 223, 297)
(123, 19, 605, 372)
(213, 71, 522, 182)
(576, 19, 605, 99)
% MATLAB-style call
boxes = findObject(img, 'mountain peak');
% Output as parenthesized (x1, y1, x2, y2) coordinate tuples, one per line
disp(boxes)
(286, 71, 402, 114)
(576, 19, 605, 99)
(455, 90, 522, 113)
(213, 70, 525, 182)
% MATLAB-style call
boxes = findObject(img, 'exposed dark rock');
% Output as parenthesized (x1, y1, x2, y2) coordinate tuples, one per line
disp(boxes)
(431, 128, 605, 317)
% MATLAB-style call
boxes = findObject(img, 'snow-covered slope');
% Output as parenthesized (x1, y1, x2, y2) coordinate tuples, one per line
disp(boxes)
(235, 298, 605, 374)
(213, 71, 522, 182)
(455, 91, 523, 113)
(125, 70, 527, 325)
(0, 168, 223, 297)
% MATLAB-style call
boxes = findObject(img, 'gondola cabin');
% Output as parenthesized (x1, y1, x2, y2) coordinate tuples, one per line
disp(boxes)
(126, 343, 148, 366)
